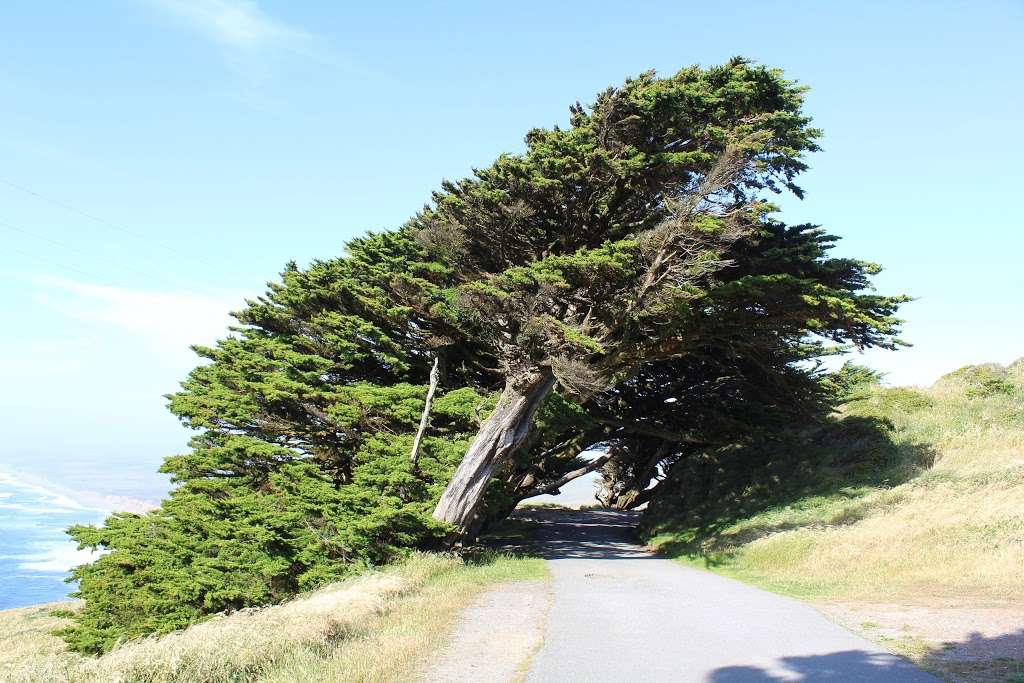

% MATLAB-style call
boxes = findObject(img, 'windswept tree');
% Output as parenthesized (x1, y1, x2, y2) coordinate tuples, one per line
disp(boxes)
(61, 233, 482, 652)
(413, 60, 901, 533)
(63, 59, 905, 652)
(455, 219, 905, 528)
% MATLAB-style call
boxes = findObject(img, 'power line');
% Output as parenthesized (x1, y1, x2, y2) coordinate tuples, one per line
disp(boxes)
(0, 216, 228, 296)
(4, 243, 121, 285)
(0, 218, 210, 294)
(0, 176, 225, 271)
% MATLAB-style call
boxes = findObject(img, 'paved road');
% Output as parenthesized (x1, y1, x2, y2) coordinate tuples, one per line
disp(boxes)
(520, 509, 938, 683)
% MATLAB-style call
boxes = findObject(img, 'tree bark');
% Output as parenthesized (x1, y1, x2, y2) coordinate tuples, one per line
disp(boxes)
(432, 369, 556, 538)
(597, 441, 668, 509)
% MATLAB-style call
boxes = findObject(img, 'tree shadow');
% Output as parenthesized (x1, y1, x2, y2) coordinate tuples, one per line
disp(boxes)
(645, 413, 939, 560)
(920, 628, 1024, 682)
(482, 508, 655, 560)
(708, 628, 1024, 682)
(708, 649, 938, 681)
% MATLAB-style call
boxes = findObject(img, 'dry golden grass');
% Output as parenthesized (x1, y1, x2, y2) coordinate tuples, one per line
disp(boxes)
(0, 552, 546, 683)
(732, 475, 1023, 602)
(260, 554, 547, 682)
(660, 362, 1024, 604)
(0, 603, 80, 680)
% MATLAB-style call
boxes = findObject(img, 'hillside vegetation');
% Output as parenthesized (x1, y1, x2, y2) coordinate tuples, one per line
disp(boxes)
(647, 359, 1024, 602)
(644, 361, 1024, 680)
(0, 553, 545, 683)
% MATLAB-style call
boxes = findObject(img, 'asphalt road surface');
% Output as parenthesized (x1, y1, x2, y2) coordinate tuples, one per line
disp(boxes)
(520, 509, 939, 683)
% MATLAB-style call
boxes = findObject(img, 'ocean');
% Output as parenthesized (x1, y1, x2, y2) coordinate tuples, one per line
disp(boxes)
(0, 470, 112, 609)
(0, 459, 595, 610)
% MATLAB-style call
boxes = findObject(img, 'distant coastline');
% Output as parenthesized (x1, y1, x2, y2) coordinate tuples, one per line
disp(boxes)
(0, 467, 159, 610)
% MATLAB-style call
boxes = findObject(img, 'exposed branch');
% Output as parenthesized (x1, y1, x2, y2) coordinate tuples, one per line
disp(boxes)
(518, 453, 612, 500)
(597, 439, 669, 509)
(624, 143, 752, 319)
(410, 356, 440, 470)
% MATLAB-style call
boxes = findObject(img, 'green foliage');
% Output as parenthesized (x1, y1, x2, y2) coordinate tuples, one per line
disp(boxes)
(936, 363, 1017, 398)
(60, 229, 484, 653)
(61, 417, 473, 654)
(820, 362, 885, 400)
(583, 219, 907, 510)
(61, 459, 444, 654)
(640, 379, 938, 556)
(411, 59, 832, 382)
(60, 59, 909, 652)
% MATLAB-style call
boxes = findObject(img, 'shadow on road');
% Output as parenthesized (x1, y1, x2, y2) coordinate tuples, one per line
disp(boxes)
(505, 508, 654, 560)
(709, 649, 938, 681)
(496, 508, 948, 682)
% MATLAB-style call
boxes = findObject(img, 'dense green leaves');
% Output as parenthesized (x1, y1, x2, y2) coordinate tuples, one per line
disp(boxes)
(61, 458, 445, 653)
(62, 59, 905, 652)
(61, 229, 483, 653)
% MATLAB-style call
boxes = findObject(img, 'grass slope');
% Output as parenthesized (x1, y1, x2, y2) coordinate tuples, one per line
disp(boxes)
(649, 359, 1024, 602)
(647, 360, 1024, 680)
(0, 552, 546, 683)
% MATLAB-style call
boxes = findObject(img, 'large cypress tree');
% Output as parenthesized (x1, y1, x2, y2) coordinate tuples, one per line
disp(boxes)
(63, 59, 905, 652)
(467, 220, 905, 524)
(411, 60, 901, 532)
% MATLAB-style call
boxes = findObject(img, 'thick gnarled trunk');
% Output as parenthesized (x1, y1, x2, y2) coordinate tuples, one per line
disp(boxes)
(596, 441, 667, 510)
(432, 370, 556, 538)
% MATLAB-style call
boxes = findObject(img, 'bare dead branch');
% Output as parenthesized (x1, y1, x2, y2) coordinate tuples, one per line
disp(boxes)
(409, 356, 440, 470)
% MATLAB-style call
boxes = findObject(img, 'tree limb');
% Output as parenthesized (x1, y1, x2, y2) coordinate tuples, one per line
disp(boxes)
(410, 356, 440, 470)
(518, 453, 612, 500)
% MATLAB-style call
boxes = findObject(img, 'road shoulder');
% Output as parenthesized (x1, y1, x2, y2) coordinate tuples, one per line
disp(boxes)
(418, 580, 552, 683)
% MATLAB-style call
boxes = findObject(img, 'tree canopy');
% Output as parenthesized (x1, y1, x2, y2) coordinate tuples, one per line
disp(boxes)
(62, 58, 905, 653)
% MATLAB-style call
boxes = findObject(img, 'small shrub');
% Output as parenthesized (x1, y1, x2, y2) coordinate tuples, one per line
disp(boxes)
(937, 363, 1015, 398)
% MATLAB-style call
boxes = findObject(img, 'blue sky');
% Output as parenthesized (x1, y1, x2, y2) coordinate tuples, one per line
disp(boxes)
(1, 0, 1021, 502)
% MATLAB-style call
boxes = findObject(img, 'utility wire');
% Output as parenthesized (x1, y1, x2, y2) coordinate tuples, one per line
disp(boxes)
(4, 242, 122, 285)
(0, 220, 207, 292)
(0, 218, 212, 295)
(0, 176, 225, 271)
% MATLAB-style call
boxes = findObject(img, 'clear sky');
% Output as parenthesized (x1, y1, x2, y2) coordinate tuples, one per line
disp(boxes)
(1, 0, 1021, 502)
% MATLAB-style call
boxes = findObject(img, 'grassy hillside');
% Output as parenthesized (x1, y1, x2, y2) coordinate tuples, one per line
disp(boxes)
(646, 360, 1024, 680)
(0, 552, 545, 683)
(647, 359, 1024, 602)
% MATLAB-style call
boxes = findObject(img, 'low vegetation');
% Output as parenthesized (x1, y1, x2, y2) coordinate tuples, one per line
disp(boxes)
(0, 552, 545, 683)
(646, 359, 1024, 679)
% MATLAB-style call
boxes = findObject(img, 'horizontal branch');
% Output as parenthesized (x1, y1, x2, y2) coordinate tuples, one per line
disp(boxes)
(518, 453, 612, 500)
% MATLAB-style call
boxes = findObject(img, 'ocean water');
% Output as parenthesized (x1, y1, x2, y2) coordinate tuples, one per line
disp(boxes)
(0, 470, 107, 609)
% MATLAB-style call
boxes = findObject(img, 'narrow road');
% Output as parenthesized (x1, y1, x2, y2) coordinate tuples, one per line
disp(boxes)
(520, 509, 938, 683)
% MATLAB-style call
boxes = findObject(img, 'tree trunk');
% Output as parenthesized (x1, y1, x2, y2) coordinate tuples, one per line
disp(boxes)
(602, 486, 646, 510)
(597, 441, 667, 509)
(432, 369, 556, 538)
